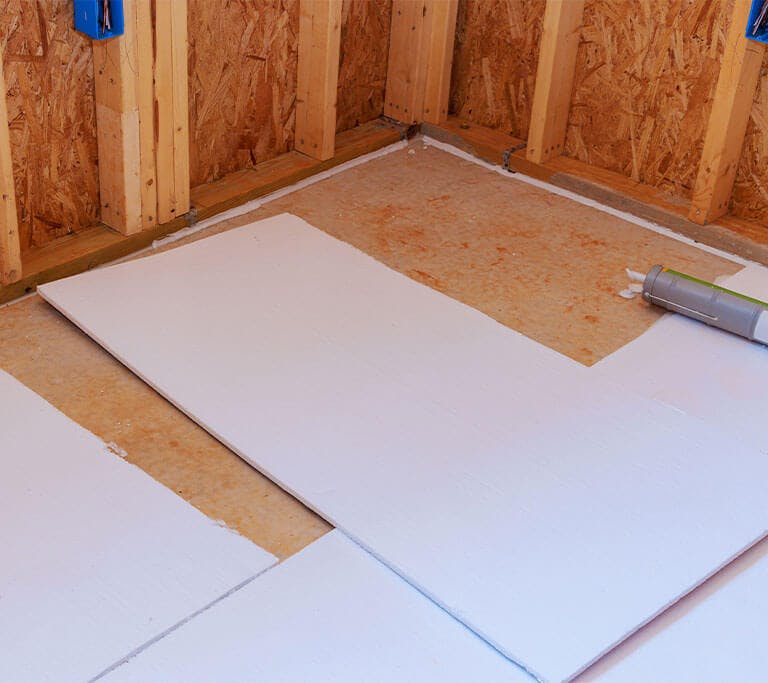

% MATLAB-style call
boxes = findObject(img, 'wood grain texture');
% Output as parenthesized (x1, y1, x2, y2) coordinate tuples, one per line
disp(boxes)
(188, 0, 299, 187)
(1, 0, 100, 251)
(0, 118, 403, 304)
(191, 119, 403, 220)
(336, 0, 391, 132)
(564, 0, 732, 198)
(135, 0, 157, 230)
(689, 0, 764, 224)
(422, 0, 459, 124)
(731, 53, 768, 221)
(0, 47, 21, 284)
(93, 0, 143, 235)
(384, 0, 429, 123)
(295, 0, 342, 160)
(154, 0, 190, 224)
(449, 0, 544, 139)
(384, 0, 459, 125)
(527, 0, 584, 163)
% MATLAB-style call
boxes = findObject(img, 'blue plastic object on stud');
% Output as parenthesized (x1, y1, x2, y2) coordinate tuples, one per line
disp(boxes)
(74, 0, 124, 40)
(746, 0, 768, 44)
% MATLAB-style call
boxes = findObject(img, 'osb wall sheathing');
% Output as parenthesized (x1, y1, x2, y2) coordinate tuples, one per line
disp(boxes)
(188, 0, 299, 187)
(564, 0, 733, 198)
(336, 0, 391, 133)
(731, 54, 768, 222)
(1, 1, 100, 251)
(449, 0, 544, 139)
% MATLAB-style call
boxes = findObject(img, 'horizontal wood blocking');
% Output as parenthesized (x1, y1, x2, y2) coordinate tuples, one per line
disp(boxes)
(192, 119, 405, 220)
(425, 117, 768, 266)
(0, 119, 407, 305)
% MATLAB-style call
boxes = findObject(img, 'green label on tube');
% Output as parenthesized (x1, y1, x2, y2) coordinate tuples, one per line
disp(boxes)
(664, 268, 768, 309)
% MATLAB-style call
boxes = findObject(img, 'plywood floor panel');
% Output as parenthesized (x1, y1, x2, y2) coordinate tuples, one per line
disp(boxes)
(39, 214, 768, 682)
(199, 144, 741, 366)
(0, 369, 276, 683)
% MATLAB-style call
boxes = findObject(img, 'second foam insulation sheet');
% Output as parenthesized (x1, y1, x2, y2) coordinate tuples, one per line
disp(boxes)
(38, 214, 768, 682)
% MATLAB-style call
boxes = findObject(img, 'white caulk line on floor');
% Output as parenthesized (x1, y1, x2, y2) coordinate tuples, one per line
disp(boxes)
(150, 139, 410, 251)
(89, 563, 276, 682)
(0, 290, 36, 309)
(0, 132, 743, 311)
(420, 135, 753, 268)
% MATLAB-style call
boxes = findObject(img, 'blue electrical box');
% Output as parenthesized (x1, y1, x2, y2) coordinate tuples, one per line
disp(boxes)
(746, 0, 768, 44)
(74, 0, 124, 40)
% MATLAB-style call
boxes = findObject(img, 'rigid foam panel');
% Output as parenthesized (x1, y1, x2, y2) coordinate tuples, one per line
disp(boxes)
(39, 215, 768, 681)
(104, 531, 529, 682)
(0, 369, 276, 682)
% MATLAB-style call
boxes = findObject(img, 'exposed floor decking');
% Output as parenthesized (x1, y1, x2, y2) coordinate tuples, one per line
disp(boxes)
(0, 142, 740, 558)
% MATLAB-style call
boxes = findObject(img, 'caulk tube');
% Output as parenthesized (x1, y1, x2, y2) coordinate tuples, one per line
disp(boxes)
(643, 264, 768, 345)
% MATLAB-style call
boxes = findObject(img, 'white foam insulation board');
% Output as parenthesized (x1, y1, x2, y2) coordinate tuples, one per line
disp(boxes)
(580, 536, 768, 682)
(103, 530, 529, 682)
(595, 264, 768, 452)
(0, 368, 277, 683)
(573, 262, 768, 681)
(38, 214, 768, 682)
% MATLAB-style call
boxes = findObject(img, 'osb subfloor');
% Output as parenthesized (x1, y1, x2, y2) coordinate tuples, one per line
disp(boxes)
(0, 141, 741, 559)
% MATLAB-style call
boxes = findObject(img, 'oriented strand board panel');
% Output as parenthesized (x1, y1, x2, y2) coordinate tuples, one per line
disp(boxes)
(582, 536, 768, 682)
(187, 0, 299, 186)
(449, 0, 544, 139)
(39, 214, 768, 682)
(595, 264, 768, 453)
(731, 53, 768, 222)
(0, 1, 100, 250)
(103, 530, 528, 682)
(336, 0, 391, 133)
(0, 368, 276, 683)
(564, 0, 732, 198)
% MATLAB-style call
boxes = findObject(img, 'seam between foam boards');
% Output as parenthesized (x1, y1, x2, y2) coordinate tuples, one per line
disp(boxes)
(38, 284, 539, 682)
(89, 562, 277, 682)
